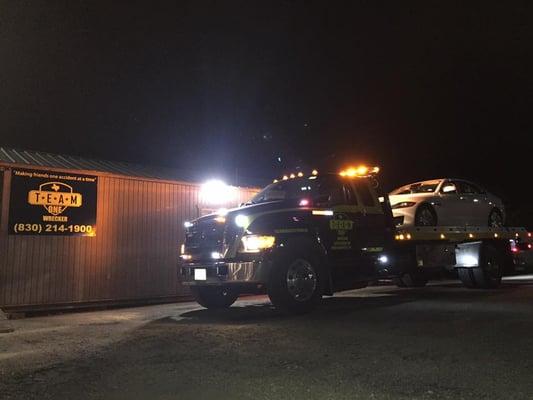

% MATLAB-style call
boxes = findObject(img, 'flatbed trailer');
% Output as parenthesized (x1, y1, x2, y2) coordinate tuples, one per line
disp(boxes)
(388, 226, 532, 288)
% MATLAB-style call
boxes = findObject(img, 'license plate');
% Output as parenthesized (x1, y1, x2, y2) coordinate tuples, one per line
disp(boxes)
(194, 268, 207, 281)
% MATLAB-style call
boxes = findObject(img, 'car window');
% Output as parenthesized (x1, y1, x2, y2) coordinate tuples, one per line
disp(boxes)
(344, 184, 358, 205)
(390, 181, 441, 194)
(315, 177, 345, 206)
(354, 180, 376, 207)
(457, 181, 481, 194)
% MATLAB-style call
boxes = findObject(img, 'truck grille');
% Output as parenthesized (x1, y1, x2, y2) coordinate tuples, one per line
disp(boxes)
(184, 218, 225, 259)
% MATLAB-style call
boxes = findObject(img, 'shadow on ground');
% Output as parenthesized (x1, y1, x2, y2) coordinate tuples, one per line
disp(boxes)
(164, 280, 531, 325)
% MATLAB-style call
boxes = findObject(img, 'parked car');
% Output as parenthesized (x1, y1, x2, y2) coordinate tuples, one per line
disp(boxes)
(389, 179, 505, 227)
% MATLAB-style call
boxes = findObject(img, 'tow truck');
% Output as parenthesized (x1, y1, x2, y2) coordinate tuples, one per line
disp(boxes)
(179, 167, 532, 313)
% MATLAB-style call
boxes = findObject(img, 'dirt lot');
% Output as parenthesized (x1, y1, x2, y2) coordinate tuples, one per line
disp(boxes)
(2, 277, 533, 400)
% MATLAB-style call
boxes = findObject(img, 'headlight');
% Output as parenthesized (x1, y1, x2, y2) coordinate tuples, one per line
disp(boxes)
(235, 214, 249, 227)
(241, 235, 275, 253)
(391, 201, 416, 209)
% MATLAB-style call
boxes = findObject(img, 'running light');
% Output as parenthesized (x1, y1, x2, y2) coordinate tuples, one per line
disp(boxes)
(184, 221, 193, 228)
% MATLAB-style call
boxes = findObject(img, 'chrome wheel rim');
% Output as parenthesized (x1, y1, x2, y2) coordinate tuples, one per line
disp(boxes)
(286, 259, 317, 302)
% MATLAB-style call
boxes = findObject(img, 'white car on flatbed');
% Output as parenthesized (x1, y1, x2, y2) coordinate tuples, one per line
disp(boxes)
(389, 178, 505, 227)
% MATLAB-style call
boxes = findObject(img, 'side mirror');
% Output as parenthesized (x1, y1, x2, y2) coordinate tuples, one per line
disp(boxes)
(441, 185, 457, 194)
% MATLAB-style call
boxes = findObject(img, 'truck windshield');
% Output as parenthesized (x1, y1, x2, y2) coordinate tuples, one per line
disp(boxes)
(250, 178, 325, 204)
(391, 180, 441, 194)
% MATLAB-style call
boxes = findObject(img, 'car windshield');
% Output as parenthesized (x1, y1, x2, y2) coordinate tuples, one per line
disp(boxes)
(391, 180, 441, 195)
(250, 177, 325, 204)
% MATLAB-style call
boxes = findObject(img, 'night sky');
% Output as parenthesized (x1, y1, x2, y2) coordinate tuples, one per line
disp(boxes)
(1, 2, 531, 224)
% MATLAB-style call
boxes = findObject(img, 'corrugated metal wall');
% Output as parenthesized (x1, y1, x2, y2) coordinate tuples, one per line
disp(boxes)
(0, 166, 258, 309)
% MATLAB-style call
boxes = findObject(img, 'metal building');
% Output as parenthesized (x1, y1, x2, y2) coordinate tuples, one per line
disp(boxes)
(0, 148, 259, 312)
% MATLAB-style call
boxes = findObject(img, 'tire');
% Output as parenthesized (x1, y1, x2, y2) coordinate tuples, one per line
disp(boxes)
(458, 245, 503, 289)
(414, 205, 437, 227)
(190, 286, 239, 309)
(457, 267, 477, 288)
(488, 208, 504, 227)
(267, 252, 322, 314)
(394, 272, 428, 288)
(472, 244, 503, 289)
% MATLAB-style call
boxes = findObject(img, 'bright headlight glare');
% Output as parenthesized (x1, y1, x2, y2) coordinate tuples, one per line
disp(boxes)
(391, 201, 416, 209)
(235, 214, 249, 228)
(241, 235, 276, 253)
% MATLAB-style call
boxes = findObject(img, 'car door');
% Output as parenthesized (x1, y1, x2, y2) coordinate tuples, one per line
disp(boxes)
(456, 181, 489, 225)
(437, 180, 464, 225)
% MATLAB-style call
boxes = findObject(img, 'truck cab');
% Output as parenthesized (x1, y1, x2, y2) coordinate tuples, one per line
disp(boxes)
(180, 167, 395, 313)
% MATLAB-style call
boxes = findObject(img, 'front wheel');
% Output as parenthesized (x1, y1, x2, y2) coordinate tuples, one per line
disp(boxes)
(414, 205, 437, 227)
(190, 286, 239, 309)
(268, 254, 322, 314)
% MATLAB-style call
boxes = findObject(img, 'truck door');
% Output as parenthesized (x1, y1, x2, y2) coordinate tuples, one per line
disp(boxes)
(312, 177, 361, 279)
(351, 179, 389, 252)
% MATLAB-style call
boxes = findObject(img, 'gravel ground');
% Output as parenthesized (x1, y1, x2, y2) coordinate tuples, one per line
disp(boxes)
(2, 276, 533, 400)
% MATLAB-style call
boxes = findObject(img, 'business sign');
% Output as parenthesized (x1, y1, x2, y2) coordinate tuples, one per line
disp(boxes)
(9, 169, 97, 236)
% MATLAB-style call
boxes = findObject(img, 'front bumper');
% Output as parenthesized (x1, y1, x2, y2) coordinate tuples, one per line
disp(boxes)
(180, 259, 271, 286)
(392, 208, 416, 226)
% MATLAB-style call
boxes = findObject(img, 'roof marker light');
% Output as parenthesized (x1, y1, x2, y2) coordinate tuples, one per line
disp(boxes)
(184, 221, 193, 228)
(297, 172, 304, 177)
(282, 175, 289, 180)
(273, 179, 278, 183)
(440, 234, 446, 239)
(290, 173, 296, 179)
(311, 169, 318, 175)
(339, 165, 380, 178)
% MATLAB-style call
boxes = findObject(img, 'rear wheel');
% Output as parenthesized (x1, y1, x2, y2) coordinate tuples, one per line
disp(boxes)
(268, 253, 322, 314)
(414, 205, 437, 226)
(190, 286, 239, 309)
(473, 245, 503, 288)
(457, 268, 477, 288)
(458, 244, 503, 289)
